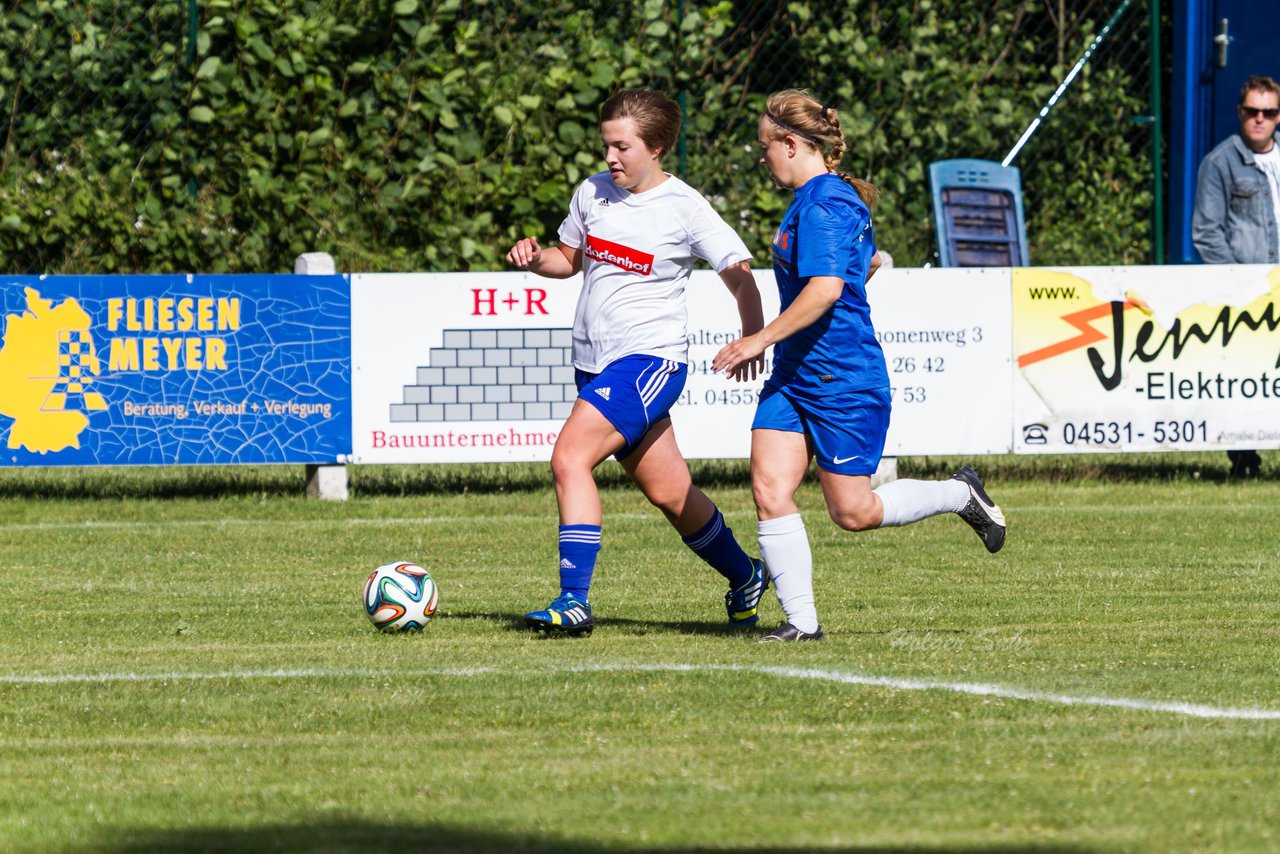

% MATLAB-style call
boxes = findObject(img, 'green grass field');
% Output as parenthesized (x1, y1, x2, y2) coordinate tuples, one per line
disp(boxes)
(1, 457, 1278, 853)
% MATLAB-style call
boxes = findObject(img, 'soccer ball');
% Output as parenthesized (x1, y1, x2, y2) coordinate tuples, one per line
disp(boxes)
(363, 562, 439, 632)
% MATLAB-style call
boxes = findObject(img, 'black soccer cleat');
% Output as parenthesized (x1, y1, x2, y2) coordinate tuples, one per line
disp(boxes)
(951, 465, 1006, 553)
(757, 622, 824, 643)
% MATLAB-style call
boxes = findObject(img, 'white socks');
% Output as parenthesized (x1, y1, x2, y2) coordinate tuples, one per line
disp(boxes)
(758, 513, 819, 634)
(758, 480, 970, 633)
(875, 478, 969, 527)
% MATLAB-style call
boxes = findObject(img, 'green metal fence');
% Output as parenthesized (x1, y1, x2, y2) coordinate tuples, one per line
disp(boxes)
(1, 2, 192, 170)
(0, 0, 1162, 274)
(669, 0, 1162, 268)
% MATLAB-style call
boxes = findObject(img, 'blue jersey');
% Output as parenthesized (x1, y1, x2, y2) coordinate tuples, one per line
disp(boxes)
(766, 173, 888, 398)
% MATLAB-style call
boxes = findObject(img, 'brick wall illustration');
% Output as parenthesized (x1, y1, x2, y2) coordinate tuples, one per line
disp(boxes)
(390, 328, 576, 423)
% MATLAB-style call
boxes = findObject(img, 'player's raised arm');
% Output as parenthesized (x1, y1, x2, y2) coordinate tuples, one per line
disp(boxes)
(505, 237, 582, 279)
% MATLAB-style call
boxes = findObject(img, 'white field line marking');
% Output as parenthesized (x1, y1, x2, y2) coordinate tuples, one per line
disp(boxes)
(0, 518, 540, 532)
(0, 667, 501, 683)
(579, 664, 1280, 720)
(3, 663, 1278, 721)
(0, 514, 652, 532)
(3, 504, 1271, 533)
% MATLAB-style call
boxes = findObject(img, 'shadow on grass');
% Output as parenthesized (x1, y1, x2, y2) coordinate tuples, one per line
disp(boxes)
(0, 465, 312, 500)
(450, 610, 745, 638)
(0, 461, 593, 500)
(897, 452, 1264, 485)
(455, 611, 958, 641)
(94, 821, 1111, 853)
(0, 453, 1267, 501)
(593, 617, 757, 638)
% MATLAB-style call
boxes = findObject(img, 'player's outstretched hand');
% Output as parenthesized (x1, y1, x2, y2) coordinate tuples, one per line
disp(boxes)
(712, 334, 767, 382)
(506, 237, 542, 268)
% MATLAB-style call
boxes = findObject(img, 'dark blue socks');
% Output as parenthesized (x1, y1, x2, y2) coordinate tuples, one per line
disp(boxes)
(558, 524, 602, 601)
(681, 508, 754, 589)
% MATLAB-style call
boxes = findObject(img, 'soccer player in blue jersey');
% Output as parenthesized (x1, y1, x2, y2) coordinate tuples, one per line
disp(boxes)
(713, 89, 1006, 642)
(506, 89, 769, 636)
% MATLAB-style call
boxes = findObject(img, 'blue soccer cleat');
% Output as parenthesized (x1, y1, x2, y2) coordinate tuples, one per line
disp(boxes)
(524, 592, 595, 636)
(725, 558, 769, 627)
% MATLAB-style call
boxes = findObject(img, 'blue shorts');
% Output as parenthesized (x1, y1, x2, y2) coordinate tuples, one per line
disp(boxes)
(752, 384, 891, 476)
(576, 354, 687, 459)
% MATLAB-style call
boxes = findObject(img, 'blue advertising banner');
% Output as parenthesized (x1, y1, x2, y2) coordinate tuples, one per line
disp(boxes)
(0, 274, 351, 466)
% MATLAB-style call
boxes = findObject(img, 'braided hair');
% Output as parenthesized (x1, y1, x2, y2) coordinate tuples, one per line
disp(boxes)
(763, 89, 879, 210)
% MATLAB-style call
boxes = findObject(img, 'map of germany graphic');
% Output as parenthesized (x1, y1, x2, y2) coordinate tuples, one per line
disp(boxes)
(0, 288, 99, 453)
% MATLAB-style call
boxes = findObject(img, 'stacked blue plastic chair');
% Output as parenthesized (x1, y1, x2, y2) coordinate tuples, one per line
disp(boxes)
(928, 159, 1029, 267)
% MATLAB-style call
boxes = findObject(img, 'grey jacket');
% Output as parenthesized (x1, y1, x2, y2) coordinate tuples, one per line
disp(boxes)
(1192, 132, 1280, 264)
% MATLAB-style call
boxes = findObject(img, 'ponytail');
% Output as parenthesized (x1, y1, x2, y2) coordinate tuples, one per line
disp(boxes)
(837, 173, 879, 211)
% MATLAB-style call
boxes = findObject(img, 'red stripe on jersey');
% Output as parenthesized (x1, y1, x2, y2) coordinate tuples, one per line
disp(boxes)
(584, 234, 655, 276)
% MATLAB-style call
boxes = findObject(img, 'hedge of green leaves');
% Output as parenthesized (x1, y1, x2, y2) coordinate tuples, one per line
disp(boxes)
(0, 0, 1154, 273)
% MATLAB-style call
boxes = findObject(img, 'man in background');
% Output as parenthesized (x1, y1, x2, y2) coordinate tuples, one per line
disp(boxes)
(1191, 74, 1280, 479)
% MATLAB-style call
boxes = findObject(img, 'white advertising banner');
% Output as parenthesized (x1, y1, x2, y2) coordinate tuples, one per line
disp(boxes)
(869, 268, 1014, 456)
(1012, 264, 1280, 453)
(352, 272, 572, 464)
(351, 269, 1014, 464)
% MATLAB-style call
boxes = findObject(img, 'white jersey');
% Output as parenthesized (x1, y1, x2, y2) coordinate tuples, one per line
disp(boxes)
(557, 171, 751, 373)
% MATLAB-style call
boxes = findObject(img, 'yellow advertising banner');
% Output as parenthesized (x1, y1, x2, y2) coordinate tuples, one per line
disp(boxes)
(1012, 265, 1280, 453)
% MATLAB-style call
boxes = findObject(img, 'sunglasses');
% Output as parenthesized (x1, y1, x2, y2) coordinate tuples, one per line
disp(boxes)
(1240, 106, 1280, 120)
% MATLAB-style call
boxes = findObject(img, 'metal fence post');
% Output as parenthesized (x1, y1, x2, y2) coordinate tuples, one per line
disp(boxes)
(676, 0, 687, 178)
(1149, 0, 1165, 263)
(187, 0, 199, 199)
(296, 252, 350, 501)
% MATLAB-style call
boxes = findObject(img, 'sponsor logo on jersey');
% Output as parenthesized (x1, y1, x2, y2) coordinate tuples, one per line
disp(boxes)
(771, 227, 794, 272)
(595, 387, 611, 401)
(585, 235, 654, 275)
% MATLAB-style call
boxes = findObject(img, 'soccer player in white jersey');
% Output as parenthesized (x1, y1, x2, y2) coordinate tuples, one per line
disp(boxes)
(713, 89, 1008, 642)
(506, 89, 768, 636)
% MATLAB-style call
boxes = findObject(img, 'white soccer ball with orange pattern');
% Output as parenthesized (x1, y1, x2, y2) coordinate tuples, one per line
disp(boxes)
(363, 562, 439, 632)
